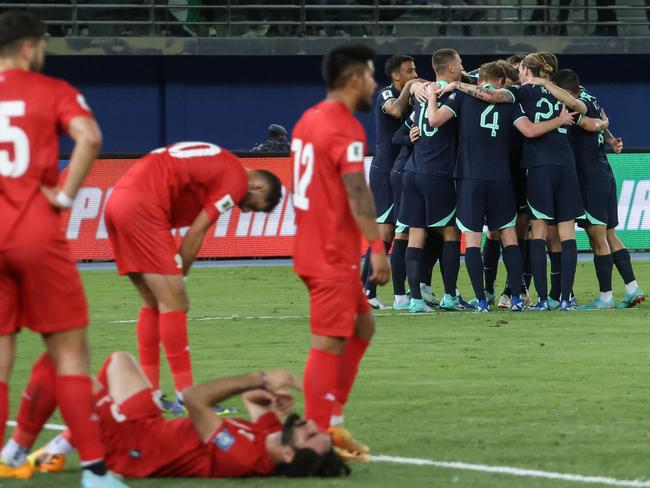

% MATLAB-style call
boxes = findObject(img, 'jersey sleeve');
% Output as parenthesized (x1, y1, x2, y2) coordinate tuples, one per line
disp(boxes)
(255, 412, 282, 431)
(333, 126, 366, 176)
(203, 158, 249, 223)
(504, 84, 524, 103)
(441, 91, 460, 117)
(379, 88, 396, 114)
(511, 103, 528, 125)
(54, 80, 94, 134)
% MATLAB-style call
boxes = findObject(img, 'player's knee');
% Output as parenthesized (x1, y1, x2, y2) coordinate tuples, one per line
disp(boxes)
(107, 351, 139, 378)
(355, 313, 375, 341)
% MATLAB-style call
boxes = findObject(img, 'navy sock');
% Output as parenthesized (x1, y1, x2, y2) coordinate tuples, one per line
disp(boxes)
(360, 247, 371, 285)
(364, 241, 392, 298)
(391, 239, 408, 296)
(502, 245, 523, 296)
(442, 241, 460, 295)
(594, 254, 613, 293)
(560, 240, 577, 301)
(483, 238, 501, 294)
(406, 247, 423, 300)
(529, 239, 548, 300)
(612, 248, 636, 285)
(522, 239, 533, 290)
(548, 251, 562, 301)
(465, 247, 485, 301)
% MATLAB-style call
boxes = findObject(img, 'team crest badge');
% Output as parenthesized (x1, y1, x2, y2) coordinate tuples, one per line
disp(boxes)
(215, 194, 235, 213)
(214, 428, 236, 451)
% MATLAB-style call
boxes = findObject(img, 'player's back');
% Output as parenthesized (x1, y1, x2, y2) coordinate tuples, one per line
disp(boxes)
(372, 85, 402, 172)
(0, 69, 91, 250)
(291, 101, 367, 278)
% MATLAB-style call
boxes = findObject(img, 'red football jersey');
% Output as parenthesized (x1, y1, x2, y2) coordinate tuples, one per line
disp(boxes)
(0, 69, 93, 250)
(112, 142, 248, 228)
(291, 101, 367, 278)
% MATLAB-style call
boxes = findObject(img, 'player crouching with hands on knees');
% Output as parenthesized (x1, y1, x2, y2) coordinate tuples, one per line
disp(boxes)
(22, 352, 351, 479)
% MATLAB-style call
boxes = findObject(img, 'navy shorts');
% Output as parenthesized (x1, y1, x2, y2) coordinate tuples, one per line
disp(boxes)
(456, 179, 517, 233)
(398, 171, 456, 229)
(526, 166, 585, 223)
(369, 167, 394, 224)
(513, 168, 528, 214)
(390, 170, 408, 233)
(578, 176, 619, 229)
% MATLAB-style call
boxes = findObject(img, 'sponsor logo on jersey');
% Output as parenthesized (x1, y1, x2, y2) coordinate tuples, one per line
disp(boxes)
(347, 142, 364, 163)
(215, 194, 235, 214)
(381, 89, 393, 101)
(214, 428, 236, 451)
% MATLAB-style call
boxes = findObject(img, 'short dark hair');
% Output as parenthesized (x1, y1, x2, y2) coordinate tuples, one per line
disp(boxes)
(478, 61, 506, 84)
(551, 69, 581, 95)
(384, 54, 414, 77)
(496, 59, 519, 83)
(432, 48, 459, 74)
(256, 169, 282, 212)
(506, 54, 525, 66)
(275, 448, 351, 478)
(322, 44, 376, 90)
(0, 10, 45, 55)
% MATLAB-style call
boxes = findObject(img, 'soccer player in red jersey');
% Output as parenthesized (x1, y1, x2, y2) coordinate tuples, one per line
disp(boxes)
(291, 44, 390, 459)
(0, 10, 127, 487)
(104, 142, 282, 413)
(22, 351, 350, 479)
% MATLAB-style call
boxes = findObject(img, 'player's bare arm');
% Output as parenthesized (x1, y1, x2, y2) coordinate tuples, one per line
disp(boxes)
(426, 89, 455, 128)
(179, 210, 213, 276)
(578, 115, 608, 133)
(604, 130, 623, 153)
(442, 81, 515, 104)
(42, 116, 102, 209)
(384, 79, 419, 118)
(409, 125, 420, 143)
(242, 388, 294, 422)
(515, 105, 577, 138)
(526, 77, 588, 114)
(341, 172, 390, 285)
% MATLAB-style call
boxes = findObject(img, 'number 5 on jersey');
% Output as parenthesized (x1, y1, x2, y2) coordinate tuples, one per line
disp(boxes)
(291, 138, 314, 210)
(0, 101, 30, 178)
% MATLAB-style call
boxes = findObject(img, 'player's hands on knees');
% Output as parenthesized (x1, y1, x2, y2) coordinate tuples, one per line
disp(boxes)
(263, 369, 301, 394)
(369, 252, 390, 285)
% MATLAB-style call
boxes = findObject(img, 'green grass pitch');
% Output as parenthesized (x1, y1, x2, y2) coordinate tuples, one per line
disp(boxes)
(4, 259, 650, 487)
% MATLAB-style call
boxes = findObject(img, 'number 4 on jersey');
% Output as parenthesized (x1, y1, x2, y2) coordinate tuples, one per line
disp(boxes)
(480, 104, 500, 137)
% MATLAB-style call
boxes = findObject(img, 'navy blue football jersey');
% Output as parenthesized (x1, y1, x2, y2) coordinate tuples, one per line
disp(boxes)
(569, 90, 613, 180)
(392, 111, 415, 173)
(405, 86, 458, 178)
(444, 91, 527, 181)
(505, 84, 575, 169)
(371, 84, 403, 173)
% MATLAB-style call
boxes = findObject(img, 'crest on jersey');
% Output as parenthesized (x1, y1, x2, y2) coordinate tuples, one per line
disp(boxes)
(214, 428, 236, 451)
(215, 194, 235, 213)
(347, 142, 364, 163)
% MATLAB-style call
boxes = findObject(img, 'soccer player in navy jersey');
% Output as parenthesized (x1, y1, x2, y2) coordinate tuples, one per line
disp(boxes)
(427, 61, 575, 312)
(362, 54, 418, 309)
(552, 69, 646, 309)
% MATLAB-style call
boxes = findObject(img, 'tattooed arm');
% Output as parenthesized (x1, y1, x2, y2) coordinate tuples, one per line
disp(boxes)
(440, 81, 515, 104)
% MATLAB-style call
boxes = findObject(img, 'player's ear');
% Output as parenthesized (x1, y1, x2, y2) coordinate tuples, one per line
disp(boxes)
(280, 445, 295, 464)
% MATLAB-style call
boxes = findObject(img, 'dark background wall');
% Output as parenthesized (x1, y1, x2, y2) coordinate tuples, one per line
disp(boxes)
(46, 54, 649, 154)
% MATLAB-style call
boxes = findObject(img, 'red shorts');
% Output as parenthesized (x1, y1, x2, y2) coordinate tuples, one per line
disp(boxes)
(105, 188, 182, 276)
(300, 275, 371, 338)
(0, 238, 88, 336)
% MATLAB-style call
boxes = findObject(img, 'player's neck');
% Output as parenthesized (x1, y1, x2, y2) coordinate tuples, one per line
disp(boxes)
(436, 75, 454, 84)
(0, 58, 29, 72)
(325, 91, 356, 113)
(264, 432, 286, 465)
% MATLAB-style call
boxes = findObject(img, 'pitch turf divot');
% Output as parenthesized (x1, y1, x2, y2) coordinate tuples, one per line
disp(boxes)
(5, 421, 648, 487)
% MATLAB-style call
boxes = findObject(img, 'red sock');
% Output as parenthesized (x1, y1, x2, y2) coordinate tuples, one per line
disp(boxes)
(335, 336, 370, 407)
(56, 376, 104, 463)
(0, 381, 7, 446)
(13, 354, 57, 449)
(137, 306, 160, 389)
(303, 348, 339, 431)
(159, 311, 193, 392)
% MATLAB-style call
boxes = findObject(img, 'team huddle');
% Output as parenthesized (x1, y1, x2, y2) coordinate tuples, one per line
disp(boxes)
(363, 49, 646, 314)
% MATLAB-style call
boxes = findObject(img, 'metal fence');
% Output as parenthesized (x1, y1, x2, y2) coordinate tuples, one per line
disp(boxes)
(2, 1, 649, 37)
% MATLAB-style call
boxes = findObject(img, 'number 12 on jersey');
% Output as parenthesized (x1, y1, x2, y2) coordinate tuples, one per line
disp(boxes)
(291, 138, 314, 210)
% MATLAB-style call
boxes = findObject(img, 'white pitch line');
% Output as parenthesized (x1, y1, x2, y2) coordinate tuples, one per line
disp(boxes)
(370, 455, 650, 487)
(4, 421, 647, 487)
(105, 312, 426, 324)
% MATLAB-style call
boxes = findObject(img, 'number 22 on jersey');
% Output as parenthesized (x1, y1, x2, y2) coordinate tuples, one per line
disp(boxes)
(0, 101, 30, 178)
(291, 138, 314, 210)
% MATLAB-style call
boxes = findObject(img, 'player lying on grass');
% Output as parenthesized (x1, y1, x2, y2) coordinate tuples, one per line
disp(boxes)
(7, 352, 350, 479)
(104, 142, 282, 414)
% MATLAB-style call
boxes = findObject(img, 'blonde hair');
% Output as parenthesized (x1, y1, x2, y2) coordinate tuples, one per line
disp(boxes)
(478, 61, 506, 84)
(521, 53, 555, 79)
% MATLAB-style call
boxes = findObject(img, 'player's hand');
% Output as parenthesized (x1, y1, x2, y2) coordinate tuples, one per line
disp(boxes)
(437, 81, 457, 96)
(369, 252, 390, 285)
(41, 186, 66, 211)
(611, 137, 623, 154)
(263, 369, 301, 394)
(273, 388, 295, 418)
(243, 389, 274, 407)
(409, 125, 420, 143)
(414, 82, 429, 103)
(557, 106, 578, 126)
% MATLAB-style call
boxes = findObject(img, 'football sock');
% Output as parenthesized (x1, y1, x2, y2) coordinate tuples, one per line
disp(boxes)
(421, 233, 441, 286)
(530, 239, 548, 300)
(612, 249, 637, 287)
(303, 348, 339, 431)
(56, 375, 105, 464)
(625, 280, 639, 295)
(594, 254, 613, 294)
(549, 251, 562, 301)
(137, 306, 160, 390)
(464, 247, 485, 301)
(483, 238, 501, 294)
(364, 241, 391, 299)
(442, 241, 461, 295)
(391, 239, 408, 296)
(503, 245, 523, 296)
(1, 439, 28, 467)
(360, 247, 371, 286)
(406, 247, 423, 299)
(560, 240, 578, 301)
(160, 310, 193, 392)
(13, 354, 57, 450)
(0, 382, 6, 453)
(522, 239, 533, 290)
(45, 434, 74, 456)
(335, 336, 370, 407)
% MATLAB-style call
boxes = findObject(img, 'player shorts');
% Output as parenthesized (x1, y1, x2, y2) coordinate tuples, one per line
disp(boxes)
(398, 171, 456, 229)
(390, 169, 408, 233)
(456, 179, 517, 233)
(300, 275, 371, 338)
(369, 167, 394, 224)
(105, 188, 183, 276)
(0, 238, 88, 336)
(526, 166, 585, 223)
(578, 176, 619, 229)
(513, 168, 528, 214)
